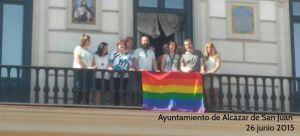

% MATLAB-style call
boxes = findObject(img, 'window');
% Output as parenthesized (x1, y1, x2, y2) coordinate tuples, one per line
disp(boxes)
(1, 4, 24, 77)
(293, 23, 300, 76)
(291, 0, 300, 76)
(138, 0, 158, 8)
(165, 0, 184, 9)
(0, 0, 33, 102)
(138, 0, 184, 9)
(293, 2, 300, 16)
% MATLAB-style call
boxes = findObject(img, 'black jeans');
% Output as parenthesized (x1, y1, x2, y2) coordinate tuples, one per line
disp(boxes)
(73, 70, 93, 104)
(113, 78, 128, 105)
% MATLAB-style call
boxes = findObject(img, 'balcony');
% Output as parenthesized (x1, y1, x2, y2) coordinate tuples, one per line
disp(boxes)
(0, 65, 300, 113)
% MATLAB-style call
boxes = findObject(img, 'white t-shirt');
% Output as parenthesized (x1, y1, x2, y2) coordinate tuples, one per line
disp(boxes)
(94, 54, 110, 79)
(73, 46, 93, 68)
(133, 48, 155, 71)
(205, 56, 220, 74)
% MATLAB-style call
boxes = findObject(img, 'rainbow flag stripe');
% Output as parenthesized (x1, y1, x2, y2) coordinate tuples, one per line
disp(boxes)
(142, 71, 205, 113)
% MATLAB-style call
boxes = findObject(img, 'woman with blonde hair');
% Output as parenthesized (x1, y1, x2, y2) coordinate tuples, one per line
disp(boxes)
(202, 42, 221, 110)
(73, 33, 95, 104)
(202, 42, 221, 73)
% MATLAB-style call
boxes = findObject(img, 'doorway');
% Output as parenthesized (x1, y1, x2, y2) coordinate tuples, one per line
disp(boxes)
(133, 0, 193, 58)
(0, 0, 33, 102)
(148, 25, 175, 58)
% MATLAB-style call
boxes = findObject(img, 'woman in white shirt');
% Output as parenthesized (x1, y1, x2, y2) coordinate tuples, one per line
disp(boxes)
(94, 42, 110, 105)
(73, 33, 95, 104)
(201, 42, 221, 110)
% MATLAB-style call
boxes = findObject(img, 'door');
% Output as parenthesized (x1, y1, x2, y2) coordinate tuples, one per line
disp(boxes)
(0, 0, 33, 102)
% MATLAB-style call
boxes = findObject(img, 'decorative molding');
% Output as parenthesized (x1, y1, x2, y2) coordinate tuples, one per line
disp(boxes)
(222, 60, 279, 66)
(197, 0, 209, 49)
(103, 9, 119, 13)
(119, 0, 133, 39)
(48, 29, 119, 35)
(49, 6, 66, 10)
(210, 38, 277, 45)
(277, 0, 293, 76)
(32, 0, 49, 66)
(48, 50, 73, 55)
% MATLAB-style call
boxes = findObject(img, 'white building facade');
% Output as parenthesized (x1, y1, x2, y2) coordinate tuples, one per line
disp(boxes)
(0, 0, 293, 77)
(26, 0, 293, 77)
(1, 0, 300, 110)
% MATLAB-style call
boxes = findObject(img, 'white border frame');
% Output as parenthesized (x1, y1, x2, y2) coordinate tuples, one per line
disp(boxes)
(226, 0, 260, 40)
(66, 0, 102, 30)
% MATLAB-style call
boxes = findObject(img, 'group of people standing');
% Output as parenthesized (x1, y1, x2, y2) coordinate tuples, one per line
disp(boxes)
(73, 33, 221, 109)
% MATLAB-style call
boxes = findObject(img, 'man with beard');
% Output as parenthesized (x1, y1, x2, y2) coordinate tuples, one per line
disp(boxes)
(133, 36, 159, 72)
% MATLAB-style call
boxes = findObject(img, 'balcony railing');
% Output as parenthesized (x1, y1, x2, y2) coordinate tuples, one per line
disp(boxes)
(0, 65, 299, 113)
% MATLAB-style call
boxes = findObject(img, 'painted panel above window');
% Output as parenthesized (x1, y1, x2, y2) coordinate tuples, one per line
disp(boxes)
(139, 0, 158, 8)
(293, 2, 300, 16)
(165, 0, 184, 9)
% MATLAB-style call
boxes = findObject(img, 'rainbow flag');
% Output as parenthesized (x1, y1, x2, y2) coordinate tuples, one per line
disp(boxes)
(142, 71, 205, 113)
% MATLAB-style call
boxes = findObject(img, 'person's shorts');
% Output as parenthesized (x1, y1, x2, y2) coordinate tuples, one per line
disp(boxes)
(74, 70, 93, 92)
(95, 79, 109, 91)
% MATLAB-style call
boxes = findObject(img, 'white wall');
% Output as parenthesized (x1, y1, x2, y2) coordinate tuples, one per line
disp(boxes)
(47, 0, 121, 67)
(30, 0, 134, 103)
(191, 0, 292, 110)
(30, 0, 292, 103)
(32, 0, 292, 77)
(197, 0, 292, 76)
(32, 0, 134, 68)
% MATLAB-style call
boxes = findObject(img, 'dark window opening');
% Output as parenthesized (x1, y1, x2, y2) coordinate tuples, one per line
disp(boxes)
(134, 0, 192, 59)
